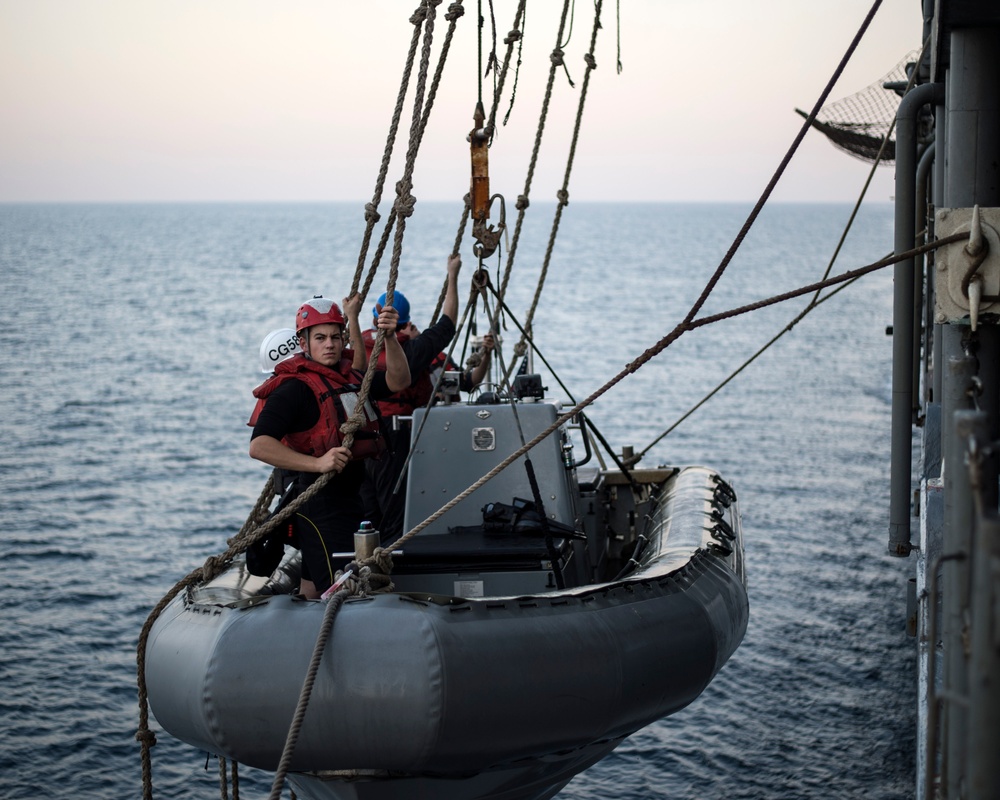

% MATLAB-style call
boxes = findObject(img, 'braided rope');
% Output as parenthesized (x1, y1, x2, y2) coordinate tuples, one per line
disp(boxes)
(498, 0, 573, 303)
(506, 0, 603, 387)
(391, 234, 967, 551)
(360, 2, 465, 306)
(635, 37, 930, 460)
(267, 589, 350, 800)
(353, 5, 426, 294)
(679, 0, 886, 333)
(431, 195, 472, 324)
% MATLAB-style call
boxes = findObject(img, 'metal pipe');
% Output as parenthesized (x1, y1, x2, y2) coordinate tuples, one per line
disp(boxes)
(915, 141, 936, 413)
(890, 81, 945, 557)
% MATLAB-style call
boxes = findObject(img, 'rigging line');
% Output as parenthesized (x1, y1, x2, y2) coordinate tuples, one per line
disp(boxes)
(810, 35, 926, 295)
(486, 275, 634, 476)
(636, 39, 927, 458)
(477, 0, 483, 105)
(505, 0, 603, 388)
(359, 3, 467, 303)
(352, 7, 426, 295)
(388, 232, 967, 552)
(390, 279, 483, 497)
(498, 0, 574, 303)
(351, 0, 445, 460)
(501, 2, 527, 127)
(615, 0, 622, 74)
(637, 269, 869, 459)
(486, 0, 499, 98)
(486, 0, 526, 138)
(679, 0, 885, 330)
(267, 589, 349, 800)
(431, 196, 473, 325)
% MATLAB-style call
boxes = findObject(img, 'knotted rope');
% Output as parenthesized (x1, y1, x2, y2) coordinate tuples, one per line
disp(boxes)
(504, 0, 604, 388)
(497, 0, 573, 304)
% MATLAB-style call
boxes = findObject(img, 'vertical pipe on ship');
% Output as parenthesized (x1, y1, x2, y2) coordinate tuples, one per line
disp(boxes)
(890, 81, 945, 557)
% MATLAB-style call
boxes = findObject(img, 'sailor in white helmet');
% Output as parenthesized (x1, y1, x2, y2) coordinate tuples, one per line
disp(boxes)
(258, 328, 302, 375)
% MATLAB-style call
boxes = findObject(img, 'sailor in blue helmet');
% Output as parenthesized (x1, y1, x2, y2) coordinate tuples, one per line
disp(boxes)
(359, 255, 464, 543)
(248, 293, 410, 598)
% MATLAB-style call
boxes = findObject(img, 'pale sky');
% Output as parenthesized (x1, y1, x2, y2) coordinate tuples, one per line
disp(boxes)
(0, 0, 920, 204)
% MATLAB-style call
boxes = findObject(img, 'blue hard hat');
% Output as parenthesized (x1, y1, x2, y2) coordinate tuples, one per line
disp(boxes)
(373, 290, 410, 325)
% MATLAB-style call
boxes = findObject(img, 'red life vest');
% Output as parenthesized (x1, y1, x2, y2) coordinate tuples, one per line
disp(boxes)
(248, 353, 385, 461)
(361, 328, 436, 417)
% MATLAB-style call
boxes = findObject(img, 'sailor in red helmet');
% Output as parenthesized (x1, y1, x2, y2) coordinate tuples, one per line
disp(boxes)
(249, 293, 410, 598)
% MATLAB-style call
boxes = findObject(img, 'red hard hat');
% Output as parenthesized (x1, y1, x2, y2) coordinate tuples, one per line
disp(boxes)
(295, 296, 345, 335)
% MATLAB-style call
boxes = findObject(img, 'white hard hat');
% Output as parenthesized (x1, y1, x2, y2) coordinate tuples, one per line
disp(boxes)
(259, 328, 301, 374)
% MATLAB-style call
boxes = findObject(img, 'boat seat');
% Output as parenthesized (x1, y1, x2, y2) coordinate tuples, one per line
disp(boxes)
(391, 522, 575, 575)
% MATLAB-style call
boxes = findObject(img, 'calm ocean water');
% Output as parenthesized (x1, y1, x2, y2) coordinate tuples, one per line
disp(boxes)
(0, 201, 914, 799)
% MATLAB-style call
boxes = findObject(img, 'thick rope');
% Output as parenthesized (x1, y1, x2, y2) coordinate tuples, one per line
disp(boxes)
(431, 195, 472, 324)
(267, 5, 459, 796)
(268, 589, 350, 800)
(390, 233, 968, 551)
(359, 2, 465, 304)
(678, 0, 886, 334)
(353, 5, 427, 293)
(636, 35, 929, 460)
(505, 0, 603, 387)
(498, 0, 573, 303)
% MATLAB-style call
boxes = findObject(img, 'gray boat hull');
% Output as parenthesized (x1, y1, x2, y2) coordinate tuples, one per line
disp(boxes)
(145, 465, 748, 798)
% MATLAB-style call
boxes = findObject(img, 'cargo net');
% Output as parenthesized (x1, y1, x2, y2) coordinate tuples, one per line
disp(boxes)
(797, 50, 920, 165)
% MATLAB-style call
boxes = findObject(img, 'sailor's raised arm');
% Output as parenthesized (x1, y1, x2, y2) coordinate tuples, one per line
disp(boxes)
(443, 254, 460, 324)
(375, 304, 411, 392)
(343, 293, 367, 371)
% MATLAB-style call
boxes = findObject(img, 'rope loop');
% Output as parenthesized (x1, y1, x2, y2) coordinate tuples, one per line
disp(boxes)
(513, 340, 528, 357)
(364, 203, 381, 224)
(504, 28, 522, 45)
(550, 48, 565, 67)
(584, 53, 597, 70)
(445, 2, 465, 21)
(556, 189, 569, 206)
(516, 194, 529, 211)
(410, 4, 427, 25)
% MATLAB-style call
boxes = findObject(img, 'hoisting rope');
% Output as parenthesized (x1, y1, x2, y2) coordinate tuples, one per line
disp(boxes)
(503, 0, 603, 389)
(497, 0, 573, 303)
(262, 3, 465, 798)
(431, 0, 524, 324)
(267, 589, 350, 800)
(634, 34, 929, 463)
(388, 233, 969, 553)
(355, 1, 467, 307)
(135, 5, 463, 798)
(392, 269, 486, 496)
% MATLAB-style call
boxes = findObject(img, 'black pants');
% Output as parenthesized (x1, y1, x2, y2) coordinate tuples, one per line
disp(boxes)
(360, 427, 410, 544)
(294, 467, 364, 594)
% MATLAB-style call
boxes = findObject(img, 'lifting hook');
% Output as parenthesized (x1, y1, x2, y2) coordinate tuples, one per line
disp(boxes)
(468, 101, 506, 259)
